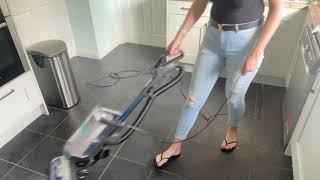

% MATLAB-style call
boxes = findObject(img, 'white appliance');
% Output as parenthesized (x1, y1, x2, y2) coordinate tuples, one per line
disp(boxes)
(282, 25, 320, 180)
(283, 25, 320, 150)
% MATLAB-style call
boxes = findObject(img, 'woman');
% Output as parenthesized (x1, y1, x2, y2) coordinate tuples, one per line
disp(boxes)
(154, 0, 282, 167)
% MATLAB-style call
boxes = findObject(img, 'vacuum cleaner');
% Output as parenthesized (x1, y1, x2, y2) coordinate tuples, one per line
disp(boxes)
(50, 51, 185, 180)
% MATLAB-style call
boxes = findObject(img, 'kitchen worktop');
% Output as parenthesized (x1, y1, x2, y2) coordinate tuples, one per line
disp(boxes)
(170, 0, 309, 9)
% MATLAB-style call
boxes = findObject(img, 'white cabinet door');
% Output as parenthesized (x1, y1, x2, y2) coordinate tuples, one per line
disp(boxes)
(167, 14, 209, 64)
(121, 0, 166, 47)
(0, 72, 43, 139)
(167, 0, 212, 17)
(294, 86, 320, 180)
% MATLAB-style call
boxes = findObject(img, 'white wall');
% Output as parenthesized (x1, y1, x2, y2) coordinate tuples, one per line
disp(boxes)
(89, 0, 121, 58)
(6, 0, 76, 57)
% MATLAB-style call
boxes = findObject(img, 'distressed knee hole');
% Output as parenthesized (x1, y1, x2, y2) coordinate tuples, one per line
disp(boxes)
(228, 97, 244, 109)
(200, 46, 210, 54)
(186, 96, 198, 107)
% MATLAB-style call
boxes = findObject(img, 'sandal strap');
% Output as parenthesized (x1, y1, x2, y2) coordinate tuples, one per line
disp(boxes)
(224, 138, 237, 145)
(159, 153, 179, 161)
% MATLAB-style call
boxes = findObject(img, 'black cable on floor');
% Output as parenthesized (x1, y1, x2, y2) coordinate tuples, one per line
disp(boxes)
(86, 64, 235, 145)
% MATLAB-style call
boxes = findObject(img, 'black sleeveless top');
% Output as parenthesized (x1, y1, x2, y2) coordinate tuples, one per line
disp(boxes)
(210, 0, 265, 24)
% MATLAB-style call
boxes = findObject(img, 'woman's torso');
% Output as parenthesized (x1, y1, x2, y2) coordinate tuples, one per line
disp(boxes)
(210, 0, 265, 24)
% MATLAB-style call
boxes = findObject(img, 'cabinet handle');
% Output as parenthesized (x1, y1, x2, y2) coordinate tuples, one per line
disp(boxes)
(180, 7, 190, 11)
(0, 89, 15, 101)
(0, 22, 7, 29)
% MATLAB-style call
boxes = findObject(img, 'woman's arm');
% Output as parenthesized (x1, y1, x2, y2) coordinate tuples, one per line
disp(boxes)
(168, 0, 209, 55)
(241, 0, 283, 75)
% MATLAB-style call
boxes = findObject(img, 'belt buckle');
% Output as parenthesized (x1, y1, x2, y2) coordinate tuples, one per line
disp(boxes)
(217, 24, 223, 32)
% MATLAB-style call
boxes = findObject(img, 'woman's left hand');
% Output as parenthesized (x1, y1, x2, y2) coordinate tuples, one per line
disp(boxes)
(241, 50, 263, 76)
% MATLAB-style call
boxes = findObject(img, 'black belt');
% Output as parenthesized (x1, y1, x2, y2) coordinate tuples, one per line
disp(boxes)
(210, 19, 263, 31)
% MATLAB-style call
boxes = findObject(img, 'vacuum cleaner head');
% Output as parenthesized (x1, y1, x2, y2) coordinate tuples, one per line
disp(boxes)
(50, 156, 76, 180)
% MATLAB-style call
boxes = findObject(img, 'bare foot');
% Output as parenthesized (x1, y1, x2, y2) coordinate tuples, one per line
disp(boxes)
(221, 127, 238, 151)
(154, 139, 182, 167)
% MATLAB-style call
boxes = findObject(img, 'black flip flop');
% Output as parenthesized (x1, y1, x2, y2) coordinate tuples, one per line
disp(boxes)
(153, 153, 181, 168)
(221, 138, 237, 153)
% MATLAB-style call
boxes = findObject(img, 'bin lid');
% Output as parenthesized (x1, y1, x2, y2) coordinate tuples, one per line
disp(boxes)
(26, 40, 67, 58)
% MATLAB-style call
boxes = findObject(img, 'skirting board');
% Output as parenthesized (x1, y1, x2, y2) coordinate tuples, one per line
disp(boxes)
(183, 64, 287, 87)
(76, 49, 100, 60)
(97, 41, 121, 59)
(0, 106, 43, 148)
(76, 41, 121, 60)
(291, 142, 303, 180)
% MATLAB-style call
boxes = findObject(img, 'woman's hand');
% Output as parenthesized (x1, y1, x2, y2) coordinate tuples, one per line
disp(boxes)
(241, 49, 263, 76)
(168, 37, 183, 56)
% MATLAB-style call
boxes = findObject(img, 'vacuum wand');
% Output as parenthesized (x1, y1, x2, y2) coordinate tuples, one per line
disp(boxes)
(50, 51, 185, 180)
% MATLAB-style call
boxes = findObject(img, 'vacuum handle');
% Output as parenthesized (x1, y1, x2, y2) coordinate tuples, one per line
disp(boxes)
(163, 51, 184, 67)
(154, 51, 184, 69)
(157, 51, 184, 76)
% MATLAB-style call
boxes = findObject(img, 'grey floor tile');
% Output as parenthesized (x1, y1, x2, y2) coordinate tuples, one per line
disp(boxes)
(278, 169, 294, 180)
(248, 145, 292, 170)
(18, 137, 64, 175)
(27, 106, 68, 135)
(0, 160, 14, 178)
(249, 85, 291, 169)
(249, 166, 293, 180)
(50, 105, 91, 140)
(83, 155, 113, 180)
(2, 166, 47, 180)
(157, 141, 249, 179)
(139, 93, 185, 138)
(117, 132, 166, 166)
(99, 157, 150, 180)
(0, 130, 45, 163)
(150, 170, 193, 180)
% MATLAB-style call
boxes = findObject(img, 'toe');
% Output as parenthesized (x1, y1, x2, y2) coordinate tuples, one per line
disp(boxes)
(221, 140, 226, 149)
(155, 154, 162, 165)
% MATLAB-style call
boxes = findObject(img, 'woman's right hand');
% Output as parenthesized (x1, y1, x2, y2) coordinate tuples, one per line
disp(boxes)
(168, 38, 183, 56)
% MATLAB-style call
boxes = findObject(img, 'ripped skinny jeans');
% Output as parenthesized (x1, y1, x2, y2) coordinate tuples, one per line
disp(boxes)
(175, 24, 263, 140)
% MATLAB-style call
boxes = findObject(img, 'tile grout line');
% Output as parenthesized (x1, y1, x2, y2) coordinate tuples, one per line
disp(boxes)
(47, 114, 72, 136)
(97, 142, 125, 180)
(100, 153, 116, 177)
(146, 170, 153, 180)
(15, 164, 48, 177)
(24, 128, 66, 142)
(113, 141, 184, 178)
(0, 160, 15, 180)
(13, 114, 71, 169)
(248, 167, 251, 180)
(114, 155, 146, 166)
(0, 134, 49, 180)
(0, 158, 48, 179)
(156, 168, 188, 179)
(24, 128, 48, 136)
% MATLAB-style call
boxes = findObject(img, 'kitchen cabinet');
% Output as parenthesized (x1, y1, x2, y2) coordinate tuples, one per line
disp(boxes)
(0, 72, 45, 147)
(120, 0, 167, 48)
(285, 7, 320, 180)
(295, 91, 320, 180)
(167, 0, 212, 64)
(0, 0, 52, 148)
(261, 7, 308, 87)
